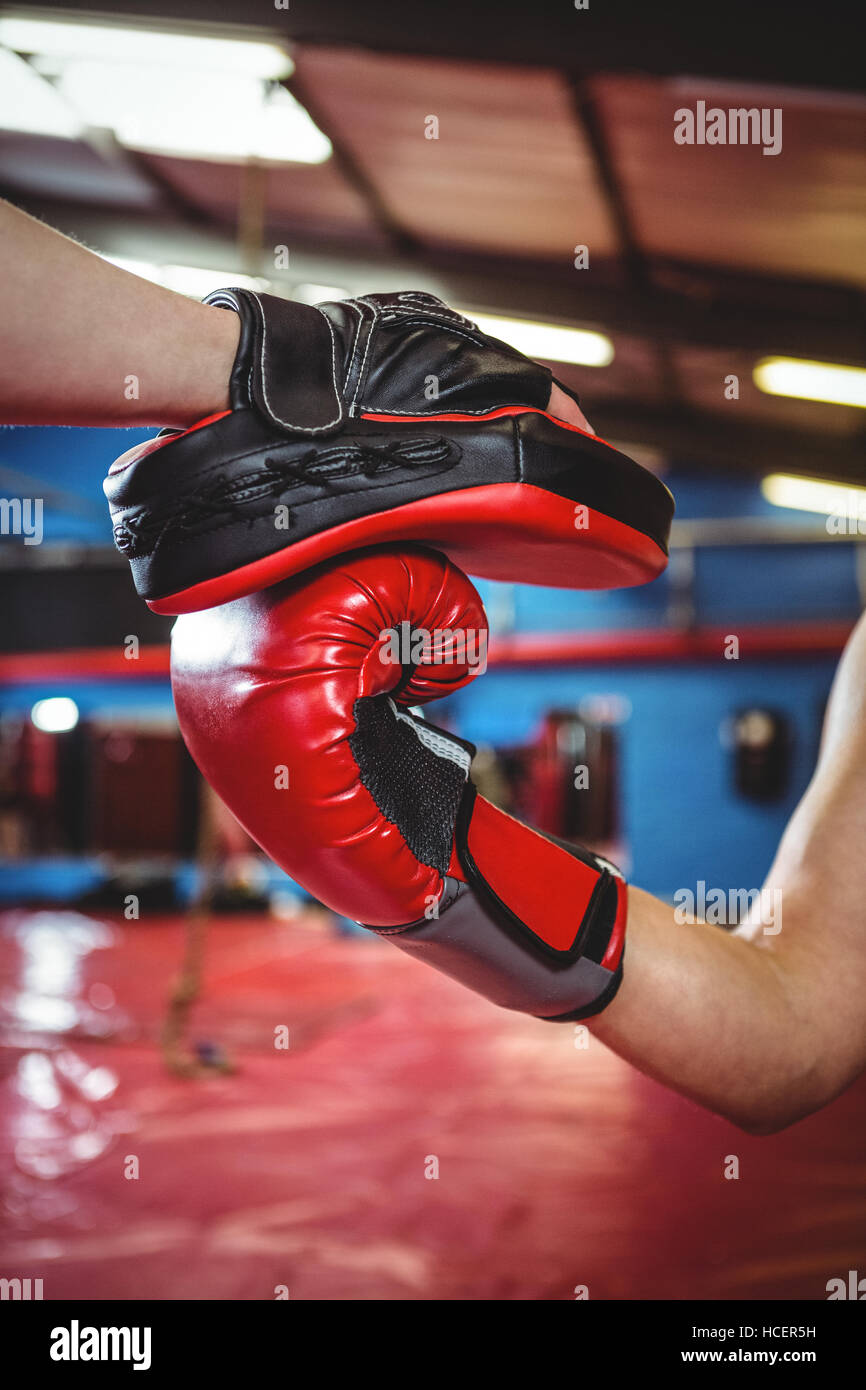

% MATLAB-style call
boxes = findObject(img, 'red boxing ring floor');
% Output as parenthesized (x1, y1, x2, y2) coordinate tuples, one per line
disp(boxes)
(1, 908, 864, 1301)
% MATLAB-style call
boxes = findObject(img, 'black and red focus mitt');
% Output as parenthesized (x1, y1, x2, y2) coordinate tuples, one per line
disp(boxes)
(105, 289, 673, 613)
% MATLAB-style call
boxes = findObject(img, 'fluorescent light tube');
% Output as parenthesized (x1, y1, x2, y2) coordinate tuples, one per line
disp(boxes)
(754, 357, 866, 409)
(54, 62, 331, 163)
(102, 257, 270, 298)
(761, 473, 866, 519)
(0, 47, 82, 137)
(468, 313, 614, 367)
(0, 15, 292, 79)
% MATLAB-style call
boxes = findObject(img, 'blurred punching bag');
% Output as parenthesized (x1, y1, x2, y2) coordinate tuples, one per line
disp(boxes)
(523, 710, 618, 845)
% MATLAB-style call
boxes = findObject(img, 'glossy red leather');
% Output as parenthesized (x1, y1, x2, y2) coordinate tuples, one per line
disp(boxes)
(171, 546, 485, 925)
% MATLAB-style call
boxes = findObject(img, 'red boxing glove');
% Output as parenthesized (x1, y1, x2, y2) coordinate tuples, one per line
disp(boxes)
(172, 546, 626, 1021)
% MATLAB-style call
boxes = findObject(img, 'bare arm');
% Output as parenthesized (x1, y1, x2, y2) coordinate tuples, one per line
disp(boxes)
(592, 612, 866, 1133)
(0, 198, 591, 434)
(0, 198, 238, 427)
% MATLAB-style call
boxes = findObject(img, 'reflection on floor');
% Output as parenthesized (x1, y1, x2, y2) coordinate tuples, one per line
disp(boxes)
(1, 908, 864, 1301)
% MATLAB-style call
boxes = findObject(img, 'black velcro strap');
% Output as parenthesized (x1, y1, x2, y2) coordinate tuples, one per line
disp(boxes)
(206, 288, 344, 435)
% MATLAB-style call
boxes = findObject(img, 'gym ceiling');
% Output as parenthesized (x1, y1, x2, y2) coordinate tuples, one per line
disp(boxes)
(0, 0, 864, 485)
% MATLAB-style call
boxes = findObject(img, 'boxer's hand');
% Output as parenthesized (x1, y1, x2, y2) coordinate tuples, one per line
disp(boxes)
(171, 546, 626, 1020)
(548, 381, 594, 433)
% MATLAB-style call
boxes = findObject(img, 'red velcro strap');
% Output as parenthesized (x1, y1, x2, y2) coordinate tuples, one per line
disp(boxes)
(602, 876, 627, 972)
(459, 796, 607, 957)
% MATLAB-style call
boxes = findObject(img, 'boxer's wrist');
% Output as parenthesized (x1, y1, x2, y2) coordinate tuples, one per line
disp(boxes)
(355, 718, 627, 1022)
(366, 871, 626, 1021)
(171, 301, 240, 428)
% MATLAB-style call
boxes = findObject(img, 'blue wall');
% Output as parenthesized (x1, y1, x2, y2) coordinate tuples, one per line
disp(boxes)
(440, 657, 832, 899)
(0, 427, 862, 904)
(439, 466, 860, 897)
(0, 422, 150, 544)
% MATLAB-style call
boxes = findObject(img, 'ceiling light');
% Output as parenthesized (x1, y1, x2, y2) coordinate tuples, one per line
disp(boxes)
(293, 283, 351, 305)
(754, 357, 866, 409)
(31, 697, 80, 733)
(761, 473, 866, 519)
(53, 62, 330, 164)
(0, 47, 82, 137)
(0, 15, 330, 164)
(160, 265, 271, 298)
(101, 255, 162, 281)
(0, 15, 292, 79)
(469, 313, 614, 367)
(102, 256, 270, 298)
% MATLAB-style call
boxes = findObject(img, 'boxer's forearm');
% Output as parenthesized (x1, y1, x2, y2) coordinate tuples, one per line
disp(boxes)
(590, 888, 809, 1133)
(0, 200, 594, 436)
(0, 198, 238, 427)
(593, 611, 866, 1134)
